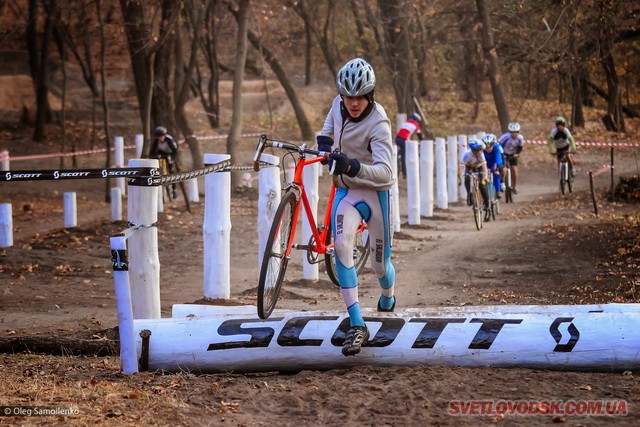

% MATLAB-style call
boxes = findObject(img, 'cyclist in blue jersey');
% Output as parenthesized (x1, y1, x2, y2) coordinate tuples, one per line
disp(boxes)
(482, 134, 504, 199)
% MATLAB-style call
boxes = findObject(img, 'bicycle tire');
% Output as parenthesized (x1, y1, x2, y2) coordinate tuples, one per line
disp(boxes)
(505, 169, 513, 203)
(472, 185, 482, 231)
(257, 190, 297, 319)
(568, 165, 573, 193)
(488, 182, 497, 221)
(325, 223, 370, 287)
(559, 163, 566, 195)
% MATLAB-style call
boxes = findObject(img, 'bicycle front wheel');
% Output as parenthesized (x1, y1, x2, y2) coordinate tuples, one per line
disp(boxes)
(325, 224, 370, 287)
(257, 191, 297, 319)
(472, 187, 483, 231)
(559, 164, 566, 195)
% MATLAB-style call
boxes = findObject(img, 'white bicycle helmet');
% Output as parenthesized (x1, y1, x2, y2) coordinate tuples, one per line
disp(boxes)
(411, 113, 422, 122)
(336, 58, 376, 97)
(469, 139, 486, 151)
(507, 122, 521, 132)
(482, 133, 497, 147)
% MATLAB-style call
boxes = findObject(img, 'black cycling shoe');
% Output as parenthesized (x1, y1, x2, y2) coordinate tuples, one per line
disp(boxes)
(377, 296, 396, 312)
(342, 326, 369, 357)
(511, 187, 518, 194)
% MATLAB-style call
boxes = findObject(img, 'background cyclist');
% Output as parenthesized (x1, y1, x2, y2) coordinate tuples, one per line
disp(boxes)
(498, 122, 524, 194)
(482, 133, 504, 200)
(395, 113, 423, 179)
(316, 58, 396, 357)
(549, 116, 577, 177)
(461, 139, 490, 214)
(149, 126, 179, 198)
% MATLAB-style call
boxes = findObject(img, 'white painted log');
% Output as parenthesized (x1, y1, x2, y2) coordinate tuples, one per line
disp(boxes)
(110, 234, 138, 374)
(390, 144, 401, 232)
(187, 178, 199, 203)
(302, 161, 319, 280)
(63, 192, 77, 228)
(111, 187, 122, 222)
(258, 154, 281, 270)
(135, 134, 144, 159)
(458, 135, 468, 199)
(0, 150, 9, 171)
(242, 172, 252, 188)
(166, 303, 640, 319)
(115, 136, 126, 195)
(406, 140, 420, 225)
(172, 304, 257, 318)
(476, 131, 486, 140)
(314, 132, 324, 178)
(127, 158, 160, 319)
(447, 136, 458, 203)
(131, 307, 640, 373)
(0, 203, 13, 247)
(203, 153, 231, 300)
(156, 187, 164, 213)
(420, 140, 434, 218)
(435, 137, 448, 209)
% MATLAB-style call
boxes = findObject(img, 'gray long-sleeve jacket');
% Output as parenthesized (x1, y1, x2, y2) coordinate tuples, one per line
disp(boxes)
(320, 95, 395, 191)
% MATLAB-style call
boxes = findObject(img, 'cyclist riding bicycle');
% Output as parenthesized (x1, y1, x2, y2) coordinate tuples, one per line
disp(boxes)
(482, 133, 504, 199)
(316, 57, 395, 357)
(549, 116, 577, 177)
(395, 113, 423, 179)
(498, 122, 524, 194)
(149, 126, 179, 198)
(462, 139, 490, 210)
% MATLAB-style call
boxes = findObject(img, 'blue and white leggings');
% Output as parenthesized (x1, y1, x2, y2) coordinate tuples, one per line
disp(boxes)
(332, 187, 395, 327)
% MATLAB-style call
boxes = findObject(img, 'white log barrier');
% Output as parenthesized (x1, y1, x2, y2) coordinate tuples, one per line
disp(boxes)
(156, 187, 164, 213)
(127, 158, 160, 319)
(111, 187, 122, 222)
(0, 150, 9, 171)
(135, 134, 144, 159)
(314, 131, 324, 178)
(435, 137, 448, 209)
(115, 136, 126, 195)
(258, 154, 281, 270)
(286, 162, 295, 183)
(392, 115, 404, 232)
(203, 153, 231, 300)
(420, 140, 434, 218)
(63, 192, 77, 228)
(187, 178, 199, 203)
(406, 140, 420, 225)
(458, 135, 468, 199)
(165, 302, 640, 319)
(130, 306, 640, 373)
(447, 136, 459, 203)
(302, 161, 319, 280)
(0, 203, 13, 247)
(110, 233, 138, 374)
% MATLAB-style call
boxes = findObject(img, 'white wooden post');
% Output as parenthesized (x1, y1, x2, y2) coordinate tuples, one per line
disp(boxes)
(447, 136, 459, 203)
(435, 137, 448, 209)
(0, 150, 9, 171)
(156, 188, 164, 213)
(406, 140, 420, 225)
(64, 192, 77, 228)
(392, 113, 405, 232)
(115, 136, 126, 195)
(188, 179, 199, 203)
(302, 161, 319, 280)
(286, 162, 295, 183)
(0, 203, 13, 247)
(135, 134, 144, 159)
(420, 140, 434, 218)
(315, 131, 324, 178)
(203, 154, 231, 300)
(110, 234, 138, 374)
(111, 187, 122, 222)
(458, 135, 468, 200)
(127, 158, 160, 319)
(258, 154, 281, 270)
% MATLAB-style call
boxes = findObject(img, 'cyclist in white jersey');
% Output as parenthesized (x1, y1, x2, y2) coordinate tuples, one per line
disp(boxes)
(461, 139, 490, 210)
(498, 122, 524, 194)
(316, 58, 395, 357)
(549, 116, 577, 177)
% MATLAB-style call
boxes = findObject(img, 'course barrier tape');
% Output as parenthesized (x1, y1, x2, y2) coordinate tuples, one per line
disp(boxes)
(4, 132, 268, 162)
(0, 167, 157, 182)
(526, 140, 639, 147)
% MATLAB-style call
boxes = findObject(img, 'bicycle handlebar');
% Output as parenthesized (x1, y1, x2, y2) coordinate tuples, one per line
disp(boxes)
(253, 134, 329, 172)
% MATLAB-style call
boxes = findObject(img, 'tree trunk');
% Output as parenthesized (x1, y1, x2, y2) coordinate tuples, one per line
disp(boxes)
(456, 2, 482, 103)
(304, 20, 312, 86)
(599, 25, 625, 132)
(227, 0, 250, 188)
(475, 0, 510, 132)
(97, 0, 113, 202)
(152, 0, 179, 137)
(30, 0, 56, 141)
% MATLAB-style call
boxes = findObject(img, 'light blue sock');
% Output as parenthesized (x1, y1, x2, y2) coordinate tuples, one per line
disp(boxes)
(379, 295, 395, 310)
(347, 303, 365, 327)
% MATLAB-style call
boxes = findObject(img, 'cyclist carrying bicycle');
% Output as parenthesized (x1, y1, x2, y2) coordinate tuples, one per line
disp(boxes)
(149, 126, 179, 198)
(549, 116, 577, 177)
(316, 57, 395, 357)
(498, 122, 524, 194)
(462, 139, 490, 210)
(482, 133, 504, 199)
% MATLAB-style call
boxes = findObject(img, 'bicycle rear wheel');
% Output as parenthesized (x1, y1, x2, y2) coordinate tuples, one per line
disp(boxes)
(505, 169, 513, 203)
(325, 224, 370, 287)
(257, 191, 297, 319)
(567, 164, 573, 193)
(472, 186, 483, 231)
(559, 163, 566, 195)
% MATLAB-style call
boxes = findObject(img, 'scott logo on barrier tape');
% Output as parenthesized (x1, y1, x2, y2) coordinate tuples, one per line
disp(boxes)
(101, 169, 141, 177)
(205, 315, 564, 351)
(5, 172, 44, 180)
(111, 249, 128, 271)
(53, 170, 91, 179)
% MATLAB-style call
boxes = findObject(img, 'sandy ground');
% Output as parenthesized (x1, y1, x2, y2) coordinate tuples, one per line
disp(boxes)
(0, 143, 639, 425)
